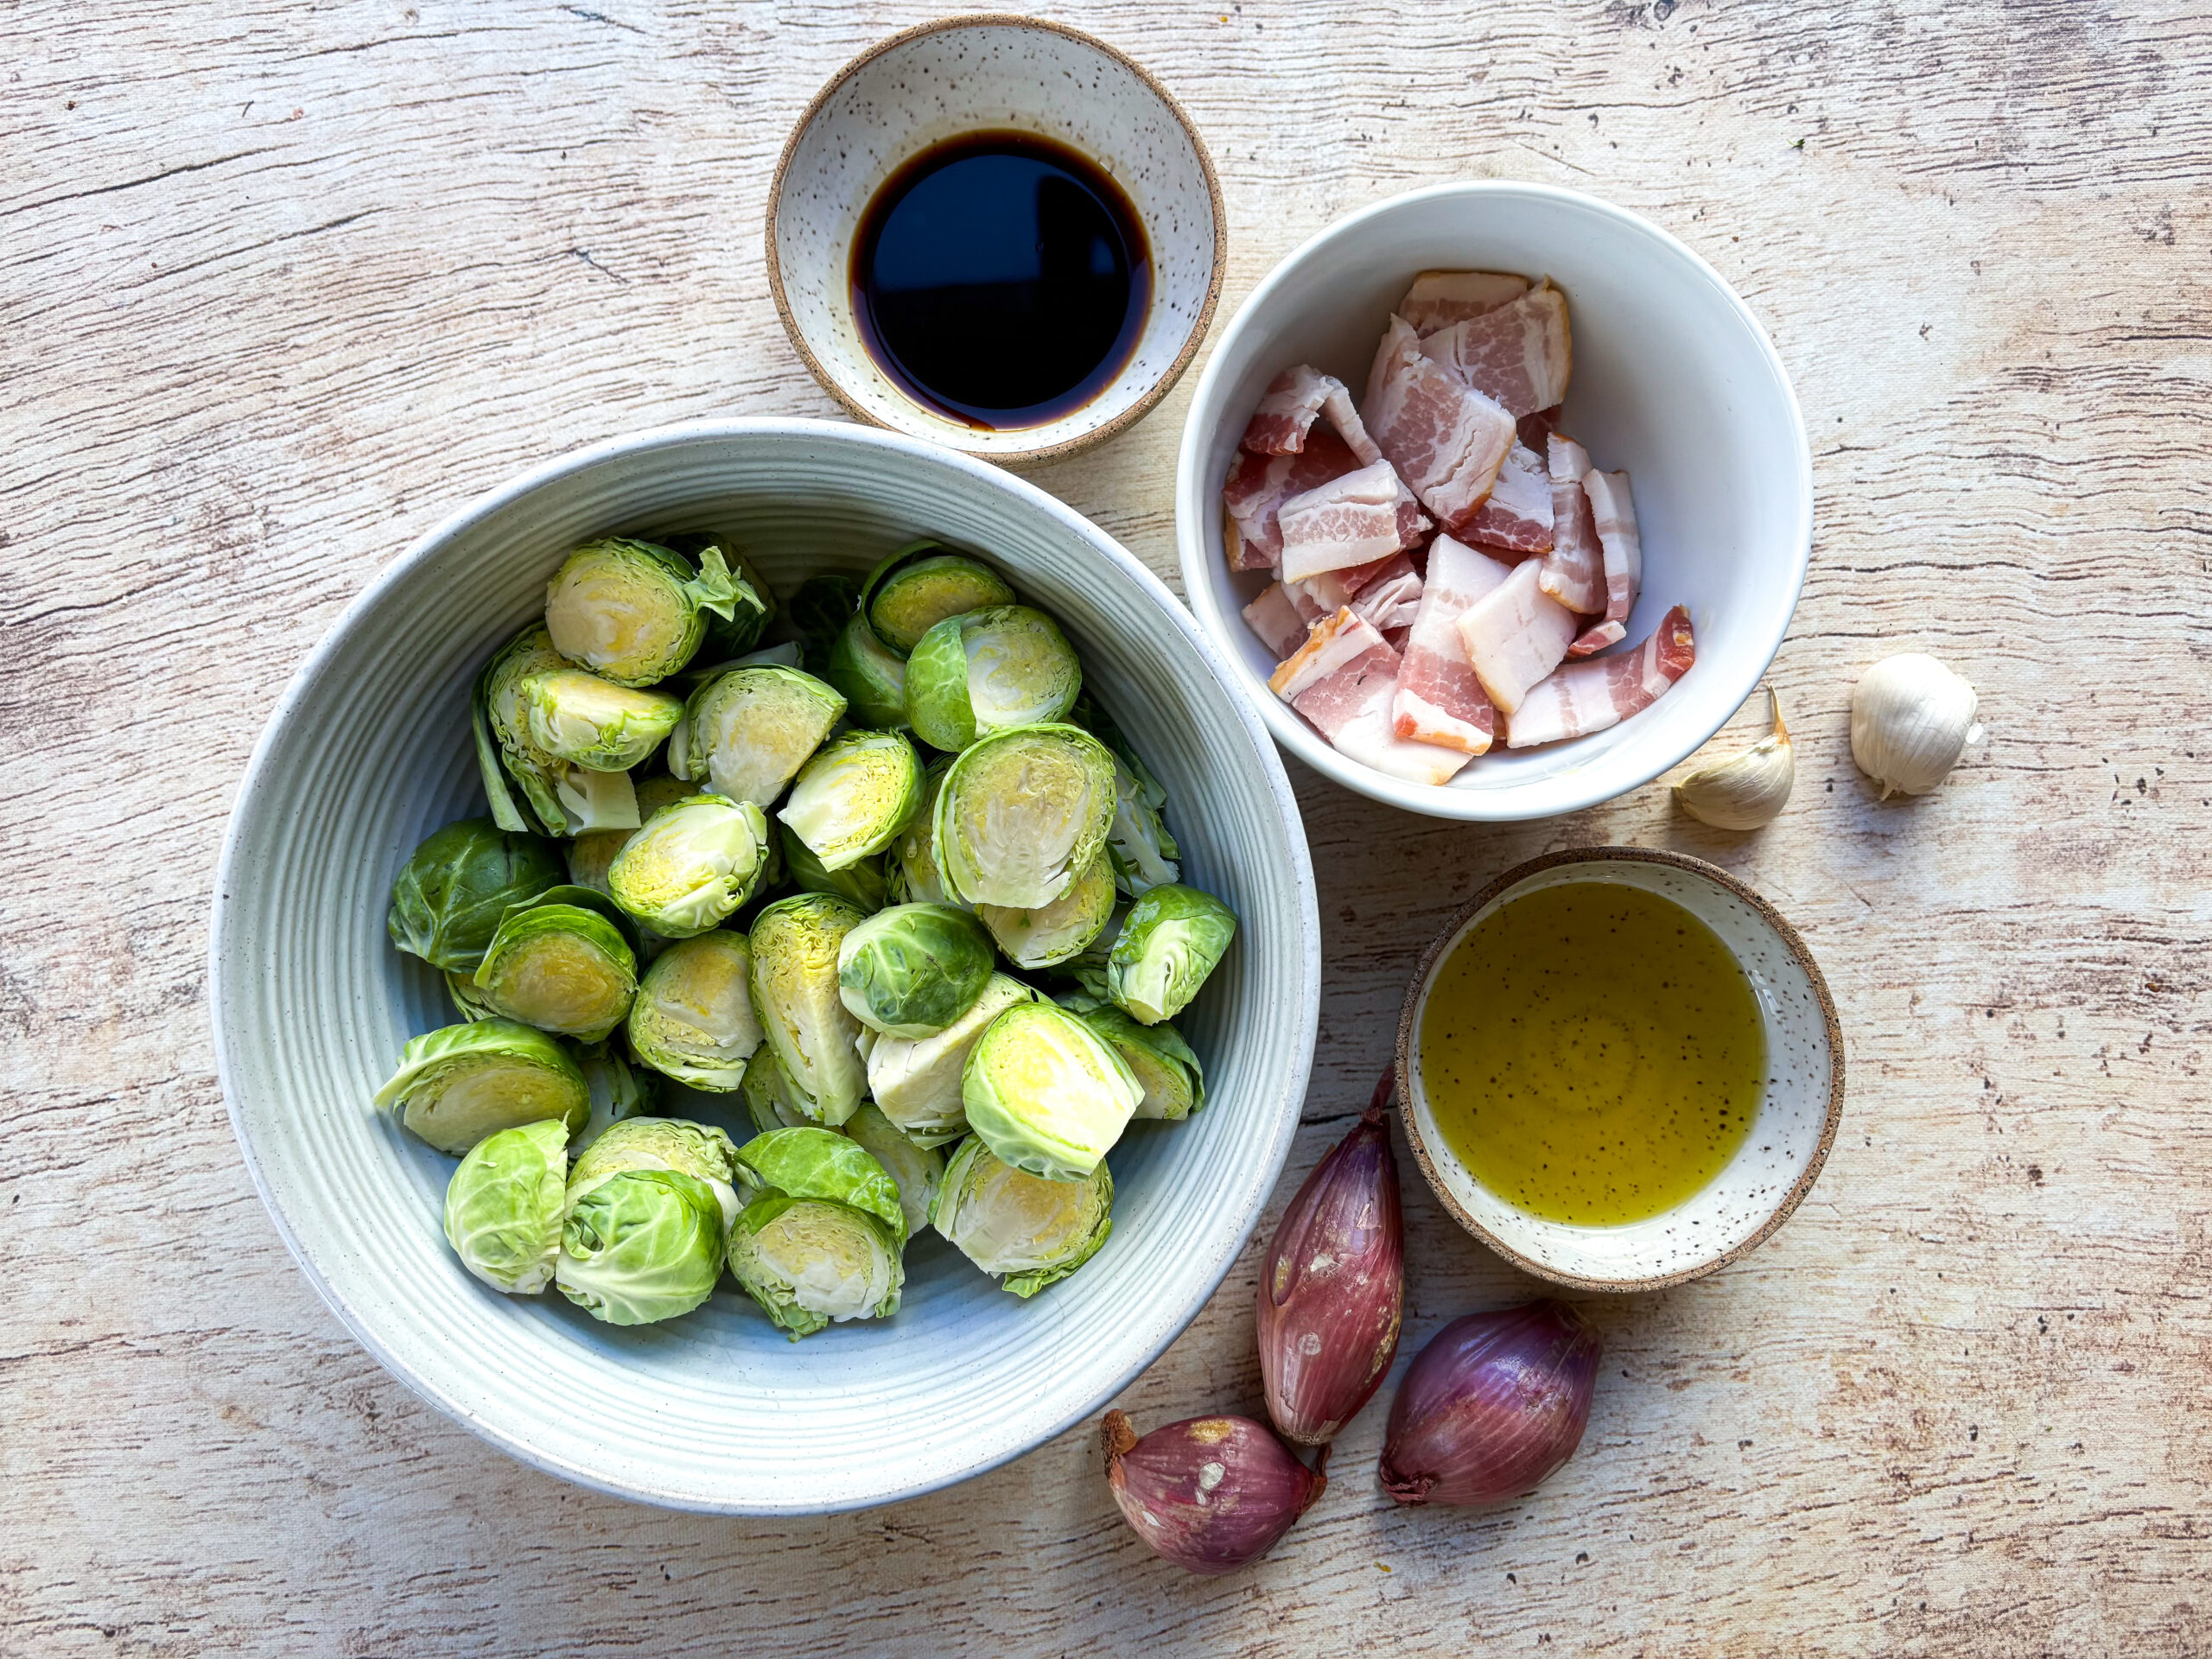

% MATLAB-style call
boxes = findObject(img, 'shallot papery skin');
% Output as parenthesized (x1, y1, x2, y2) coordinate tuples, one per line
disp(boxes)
(1101, 1410, 1327, 1575)
(1256, 1068, 1404, 1444)
(1378, 1300, 1602, 1507)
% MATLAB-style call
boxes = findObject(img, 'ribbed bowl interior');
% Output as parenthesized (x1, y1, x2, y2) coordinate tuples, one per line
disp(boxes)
(212, 419, 1319, 1514)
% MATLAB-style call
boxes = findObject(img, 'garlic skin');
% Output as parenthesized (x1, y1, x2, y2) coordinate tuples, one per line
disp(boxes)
(1850, 653, 1983, 798)
(1675, 687, 1794, 830)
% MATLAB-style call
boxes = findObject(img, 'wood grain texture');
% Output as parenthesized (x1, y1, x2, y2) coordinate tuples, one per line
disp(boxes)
(4, 0, 2209, 1654)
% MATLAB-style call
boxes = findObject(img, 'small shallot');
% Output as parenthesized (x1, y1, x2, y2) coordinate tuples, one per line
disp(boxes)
(1255, 1068, 1404, 1444)
(1102, 1410, 1327, 1575)
(1378, 1300, 1601, 1507)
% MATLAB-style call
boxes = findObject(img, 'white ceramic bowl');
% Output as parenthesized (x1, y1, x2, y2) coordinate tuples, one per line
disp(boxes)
(1395, 849, 1843, 1290)
(1176, 181, 1814, 821)
(211, 419, 1318, 1515)
(768, 16, 1225, 464)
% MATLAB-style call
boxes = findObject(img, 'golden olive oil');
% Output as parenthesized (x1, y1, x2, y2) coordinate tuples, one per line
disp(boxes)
(1418, 880, 1765, 1226)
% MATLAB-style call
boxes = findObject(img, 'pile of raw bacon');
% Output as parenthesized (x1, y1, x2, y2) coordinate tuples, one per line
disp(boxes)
(1226, 270, 1694, 787)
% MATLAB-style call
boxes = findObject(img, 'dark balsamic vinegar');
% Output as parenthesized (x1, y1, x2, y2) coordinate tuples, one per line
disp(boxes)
(851, 130, 1152, 431)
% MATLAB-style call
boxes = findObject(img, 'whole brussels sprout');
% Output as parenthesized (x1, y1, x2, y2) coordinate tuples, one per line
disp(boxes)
(842, 1104, 945, 1239)
(473, 895, 639, 1043)
(1106, 883, 1238, 1026)
(824, 611, 911, 730)
(373, 1020, 590, 1154)
(1065, 1001, 1204, 1121)
(931, 1137, 1113, 1298)
(740, 1045, 815, 1135)
(569, 1116, 742, 1233)
(859, 542, 1015, 653)
(543, 537, 750, 687)
(607, 794, 770, 938)
(555, 1168, 726, 1325)
(783, 572, 865, 676)
(672, 666, 844, 807)
(726, 1127, 907, 1338)
(934, 723, 1117, 910)
(518, 668, 684, 772)
(779, 823, 888, 913)
(574, 1042, 660, 1149)
(961, 1001, 1141, 1182)
(443, 1118, 570, 1294)
(625, 931, 763, 1091)
(658, 531, 775, 659)
(976, 845, 1116, 969)
(476, 625, 642, 837)
(388, 818, 565, 974)
(777, 729, 922, 873)
(835, 902, 995, 1038)
(748, 893, 870, 1126)
(884, 759, 960, 908)
(904, 606, 1082, 753)
(866, 973, 1035, 1147)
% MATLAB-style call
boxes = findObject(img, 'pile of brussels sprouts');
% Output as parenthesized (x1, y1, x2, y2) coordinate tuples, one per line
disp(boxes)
(378, 534, 1238, 1338)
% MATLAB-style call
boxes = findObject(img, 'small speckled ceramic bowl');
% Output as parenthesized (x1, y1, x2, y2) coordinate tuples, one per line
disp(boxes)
(1395, 848, 1843, 1292)
(766, 15, 1225, 463)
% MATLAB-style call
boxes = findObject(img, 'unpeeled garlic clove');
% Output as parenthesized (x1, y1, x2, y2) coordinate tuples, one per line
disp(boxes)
(1675, 687, 1794, 830)
(1850, 652, 1983, 798)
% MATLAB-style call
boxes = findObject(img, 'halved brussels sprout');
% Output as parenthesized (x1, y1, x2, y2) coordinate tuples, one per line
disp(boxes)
(1068, 694, 1182, 899)
(477, 625, 642, 837)
(555, 1168, 726, 1325)
(885, 759, 959, 907)
(564, 776, 696, 897)
(569, 1116, 742, 1232)
(824, 611, 911, 729)
(843, 1105, 944, 1239)
(574, 1042, 659, 1148)
(777, 729, 921, 873)
(607, 794, 770, 938)
(932, 1137, 1113, 1298)
(779, 823, 887, 913)
(961, 1001, 1141, 1182)
(443, 1118, 569, 1294)
(518, 669, 684, 772)
(740, 1045, 815, 1134)
(473, 898, 638, 1042)
(747, 893, 869, 1126)
(727, 1127, 907, 1338)
(860, 543, 1015, 653)
(934, 723, 1117, 910)
(388, 818, 565, 974)
(373, 1020, 590, 1154)
(543, 537, 747, 687)
(674, 666, 845, 807)
(625, 931, 762, 1090)
(905, 606, 1083, 753)
(835, 902, 995, 1038)
(1069, 1002, 1204, 1121)
(866, 974, 1034, 1146)
(976, 845, 1116, 969)
(658, 531, 775, 659)
(1106, 883, 1238, 1026)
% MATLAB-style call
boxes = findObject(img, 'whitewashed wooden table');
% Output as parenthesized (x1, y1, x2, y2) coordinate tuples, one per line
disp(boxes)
(6, 3, 2208, 1653)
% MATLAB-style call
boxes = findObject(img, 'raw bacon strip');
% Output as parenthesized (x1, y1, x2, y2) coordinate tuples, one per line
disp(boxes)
(1584, 469, 1643, 631)
(1399, 270, 1529, 338)
(1242, 583, 1313, 659)
(1393, 534, 1511, 754)
(1363, 316, 1516, 530)
(1567, 620, 1625, 659)
(1242, 365, 1339, 454)
(1505, 606, 1695, 748)
(1349, 560, 1425, 632)
(1419, 283, 1573, 419)
(1454, 556, 1579, 715)
(1537, 435, 1605, 614)
(1332, 677, 1474, 785)
(1454, 441, 1554, 554)
(1268, 608, 1470, 785)
(1278, 459, 1424, 582)
(1223, 428, 1363, 569)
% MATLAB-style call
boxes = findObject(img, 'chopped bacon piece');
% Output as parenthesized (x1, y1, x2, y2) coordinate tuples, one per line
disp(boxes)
(1537, 435, 1605, 614)
(1505, 606, 1694, 748)
(1349, 559, 1425, 632)
(1242, 583, 1313, 659)
(1223, 428, 1363, 569)
(1290, 551, 1397, 613)
(1453, 556, 1580, 715)
(1270, 609, 1471, 785)
(1419, 283, 1573, 419)
(1363, 316, 1516, 530)
(1567, 620, 1625, 659)
(1583, 469, 1643, 633)
(1392, 534, 1511, 754)
(1455, 441, 1554, 554)
(1242, 365, 1338, 454)
(1278, 459, 1427, 582)
(1399, 270, 1529, 338)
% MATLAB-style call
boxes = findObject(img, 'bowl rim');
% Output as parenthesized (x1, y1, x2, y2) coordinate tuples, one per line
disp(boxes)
(209, 415, 1320, 1513)
(764, 13, 1229, 466)
(1173, 178, 1816, 822)
(1391, 845, 1845, 1292)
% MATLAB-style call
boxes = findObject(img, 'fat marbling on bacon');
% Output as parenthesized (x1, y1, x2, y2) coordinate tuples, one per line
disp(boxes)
(1392, 533, 1512, 755)
(1362, 316, 1516, 531)
(1536, 435, 1605, 615)
(1223, 428, 1365, 569)
(1277, 459, 1430, 582)
(1505, 605, 1695, 748)
(1417, 282, 1573, 419)
(1398, 270, 1530, 338)
(1241, 365, 1384, 463)
(1454, 440, 1554, 556)
(1270, 608, 1471, 785)
(1454, 556, 1580, 715)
